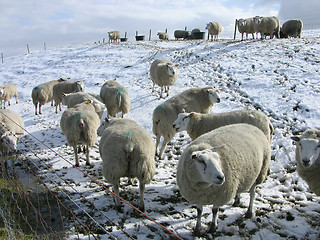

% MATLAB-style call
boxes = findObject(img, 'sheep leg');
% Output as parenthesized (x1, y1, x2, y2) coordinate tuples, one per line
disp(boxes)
(155, 135, 161, 156)
(15, 96, 18, 104)
(232, 193, 241, 207)
(159, 87, 163, 99)
(152, 81, 155, 94)
(139, 181, 145, 212)
(113, 181, 121, 209)
(195, 205, 203, 236)
(245, 184, 256, 218)
(85, 144, 91, 166)
(208, 207, 219, 234)
(159, 136, 169, 159)
(73, 146, 80, 167)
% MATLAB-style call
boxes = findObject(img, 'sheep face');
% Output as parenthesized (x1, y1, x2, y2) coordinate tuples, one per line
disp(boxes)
(1, 131, 17, 152)
(172, 112, 191, 132)
(75, 81, 85, 92)
(0, 88, 4, 96)
(208, 89, 221, 104)
(292, 136, 320, 168)
(166, 64, 177, 76)
(191, 147, 225, 186)
(238, 19, 245, 27)
(254, 16, 262, 25)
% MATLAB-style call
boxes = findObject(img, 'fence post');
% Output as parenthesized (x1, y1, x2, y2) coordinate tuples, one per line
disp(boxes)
(44, 43, 46, 50)
(149, 29, 152, 40)
(1, 53, 3, 63)
(234, 19, 238, 40)
(27, 44, 30, 54)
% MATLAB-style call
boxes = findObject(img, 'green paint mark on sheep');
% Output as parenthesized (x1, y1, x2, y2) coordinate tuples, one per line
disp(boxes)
(156, 104, 164, 110)
(125, 130, 133, 139)
(118, 87, 125, 95)
(33, 86, 39, 90)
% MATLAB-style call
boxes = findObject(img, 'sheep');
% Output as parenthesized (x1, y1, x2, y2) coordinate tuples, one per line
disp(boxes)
(0, 109, 24, 155)
(0, 84, 18, 109)
(153, 86, 221, 159)
(280, 20, 303, 38)
(108, 31, 121, 43)
(173, 110, 274, 143)
(291, 129, 320, 196)
(174, 30, 190, 40)
(53, 80, 85, 113)
(60, 101, 100, 167)
(177, 123, 271, 236)
(97, 118, 156, 212)
(62, 92, 105, 118)
(157, 32, 169, 40)
(254, 16, 280, 39)
(237, 18, 256, 40)
(99, 79, 130, 118)
(205, 22, 222, 41)
(31, 77, 68, 115)
(150, 59, 178, 98)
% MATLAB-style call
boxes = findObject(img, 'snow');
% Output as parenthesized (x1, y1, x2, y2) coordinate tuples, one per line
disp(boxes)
(1, 31, 320, 239)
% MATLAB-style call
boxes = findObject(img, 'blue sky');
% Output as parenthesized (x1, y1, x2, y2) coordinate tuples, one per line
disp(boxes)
(0, 0, 319, 56)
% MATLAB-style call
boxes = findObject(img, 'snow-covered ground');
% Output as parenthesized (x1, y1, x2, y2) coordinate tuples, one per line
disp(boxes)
(1, 31, 320, 239)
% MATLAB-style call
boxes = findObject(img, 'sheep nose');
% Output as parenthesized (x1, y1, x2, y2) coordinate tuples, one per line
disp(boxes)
(216, 98, 221, 103)
(302, 158, 310, 167)
(216, 175, 225, 184)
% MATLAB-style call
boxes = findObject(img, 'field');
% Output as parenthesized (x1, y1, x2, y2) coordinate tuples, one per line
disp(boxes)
(0, 34, 320, 239)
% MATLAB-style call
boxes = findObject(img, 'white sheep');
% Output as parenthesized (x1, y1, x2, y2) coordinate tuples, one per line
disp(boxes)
(60, 101, 100, 167)
(291, 129, 320, 196)
(31, 78, 68, 115)
(280, 19, 303, 38)
(173, 110, 273, 142)
(157, 32, 169, 40)
(98, 118, 156, 211)
(205, 22, 222, 41)
(150, 59, 178, 98)
(108, 31, 121, 43)
(53, 80, 85, 113)
(153, 86, 221, 159)
(254, 16, 280, 39)
(237, 18, 256, 40)
(62, 92, 105, 118)
(0, 109, 24, 155)
(99, 79, 130, 118)
(0, 84, 18, 109)
(177, 123, 271, 236)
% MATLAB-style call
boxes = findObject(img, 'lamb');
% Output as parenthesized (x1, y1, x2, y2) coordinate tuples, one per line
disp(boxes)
(108, 31, 121, 43)
(0, 84, 18, 109)
(60, 101, 100, 167)
(53, 80, 85, 113)
(173, 110, 273, 143)
(31, 77, 68, 115)
(62, 92, 105, 118)
(237, 18, 256, 40)
(205, 22, 222, 41)
(153, 86, 221, 159)
(254, 16, 280, 39)
(174, 30, 190, 40)
(97, 118, 156, 212)
(99, 79, 130, 118)
(291, 129, 320, 196)
(0, 109, 24, 155)
(177, 123, 271, 236)
(150, 59, 178, 98)
(157, 32, 169, 40)
(280, 20, 303, 38)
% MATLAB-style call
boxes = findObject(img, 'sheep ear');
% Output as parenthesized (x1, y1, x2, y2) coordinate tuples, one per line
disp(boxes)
(291, 136, 300, 142)
(175, 64, 179, 67)
(211, 145, 225, 152)
(181, 109, 186, 113)
(189, 112, 195, 118)
(191, 152, 198, 159)
(86, 99, 92, 104)
(104, 117, 110, 122)
(114, 78, 117, 81)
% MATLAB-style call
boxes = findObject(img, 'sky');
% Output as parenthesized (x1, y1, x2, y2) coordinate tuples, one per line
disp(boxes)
(0, 0, 319, 57)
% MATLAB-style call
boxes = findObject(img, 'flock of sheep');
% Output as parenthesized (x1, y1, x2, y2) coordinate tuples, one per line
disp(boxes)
(0, 52, 318, 236)
(108, 17, 303, 43)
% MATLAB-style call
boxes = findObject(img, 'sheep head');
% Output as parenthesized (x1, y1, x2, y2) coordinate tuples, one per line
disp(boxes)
(97, 117, 111, 136)
(0, 131, 18, 152)
(207, 88, 221, 104)
(172, 112, 194, 132)
(190, 146, 225, 185)
(292, 136, 320, 168)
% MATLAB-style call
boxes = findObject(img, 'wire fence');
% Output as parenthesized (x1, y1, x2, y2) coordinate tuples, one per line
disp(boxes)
(0, 110, 183, 239)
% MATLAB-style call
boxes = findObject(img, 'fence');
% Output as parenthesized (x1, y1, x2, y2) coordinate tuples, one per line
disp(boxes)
(0, 111, 183, 239)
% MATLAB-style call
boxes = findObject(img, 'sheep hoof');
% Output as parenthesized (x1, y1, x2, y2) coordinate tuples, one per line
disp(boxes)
(245, 210, 253, 218)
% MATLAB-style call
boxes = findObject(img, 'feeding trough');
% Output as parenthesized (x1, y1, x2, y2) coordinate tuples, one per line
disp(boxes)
(135, 35, 145, 41)
(192, 31, 206, 40)
(120, 38, 128, 42)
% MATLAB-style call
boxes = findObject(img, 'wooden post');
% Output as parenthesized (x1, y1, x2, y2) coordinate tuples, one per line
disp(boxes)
(44, 42, 46, 50)
(165, 28, 167, 33)
(234, 19, 238, 40)
(1, 53, 3, 63)
(136, 31, 138, 36)
(149, 29, 152, 40)
(27, 44, 30, 54)
(185, 26, 187, 30)
(125, 32, 127, 38)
